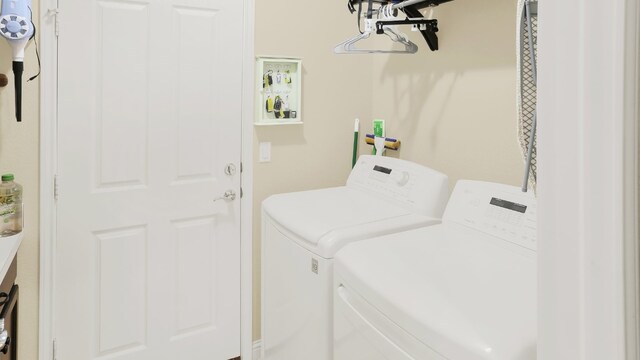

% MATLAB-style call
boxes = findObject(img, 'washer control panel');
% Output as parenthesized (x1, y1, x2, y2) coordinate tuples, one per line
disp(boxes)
(443, 180, 537, 251)
(347, 156, 449, 218)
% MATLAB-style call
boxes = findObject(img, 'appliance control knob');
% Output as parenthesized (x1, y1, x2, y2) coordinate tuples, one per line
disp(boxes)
(391, 171, 410, 186)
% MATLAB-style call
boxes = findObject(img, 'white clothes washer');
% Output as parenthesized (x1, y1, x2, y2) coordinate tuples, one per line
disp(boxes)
(334, 180, 537, 360)
(261, 155, 449, 360)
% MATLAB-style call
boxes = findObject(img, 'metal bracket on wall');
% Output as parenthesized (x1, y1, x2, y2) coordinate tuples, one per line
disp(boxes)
(375, 19, 439, 50)
(338, 0, 453, 53)
(46, 8, 60, 37)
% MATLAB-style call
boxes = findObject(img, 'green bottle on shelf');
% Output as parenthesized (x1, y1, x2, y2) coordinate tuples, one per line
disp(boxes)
(0, 174, 22, 237)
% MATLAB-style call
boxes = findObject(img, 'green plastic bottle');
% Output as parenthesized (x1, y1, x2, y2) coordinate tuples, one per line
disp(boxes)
(0, 174, 22, 236)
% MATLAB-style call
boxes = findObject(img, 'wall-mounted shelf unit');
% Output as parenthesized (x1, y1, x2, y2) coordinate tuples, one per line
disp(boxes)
(256, 57, 302, 126)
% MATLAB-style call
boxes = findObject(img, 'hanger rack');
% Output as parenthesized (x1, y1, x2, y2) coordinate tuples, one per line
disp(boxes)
(336, 0, 453, 54)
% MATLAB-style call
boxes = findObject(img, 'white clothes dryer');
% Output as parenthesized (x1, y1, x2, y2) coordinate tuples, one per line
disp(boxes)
(334, 180, 537, 360)
(261, 155, 449, 360)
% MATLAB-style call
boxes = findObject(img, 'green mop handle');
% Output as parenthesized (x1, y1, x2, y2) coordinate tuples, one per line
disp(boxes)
(352, 119, 359, 168)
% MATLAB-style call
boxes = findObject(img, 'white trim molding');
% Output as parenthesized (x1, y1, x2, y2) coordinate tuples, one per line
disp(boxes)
(253, 340, 262, 360)
(241, 0, 256, 358)
(38, 1, 59, 360)
(623, 0, 640, 357)
(538, 0, 635, 358)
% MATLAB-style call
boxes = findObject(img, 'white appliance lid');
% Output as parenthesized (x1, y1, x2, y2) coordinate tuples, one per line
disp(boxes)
(263, 186, 418, 246)
(335, 224, 537, 360)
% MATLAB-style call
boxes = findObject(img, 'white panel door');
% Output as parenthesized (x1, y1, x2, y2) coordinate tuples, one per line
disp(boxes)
(54, 0, 244, 359)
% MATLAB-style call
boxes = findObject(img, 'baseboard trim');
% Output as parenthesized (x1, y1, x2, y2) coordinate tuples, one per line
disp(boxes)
(253, 340, 262, 360)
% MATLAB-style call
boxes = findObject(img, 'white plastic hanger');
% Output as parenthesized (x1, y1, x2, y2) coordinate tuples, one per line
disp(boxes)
(334, 18, 418, 54)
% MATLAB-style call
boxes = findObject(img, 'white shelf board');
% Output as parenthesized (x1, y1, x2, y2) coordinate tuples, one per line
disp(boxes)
(254, 121, 303, 126)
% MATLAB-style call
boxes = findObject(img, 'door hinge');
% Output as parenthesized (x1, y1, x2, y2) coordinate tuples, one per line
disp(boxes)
(53, 175, 59, 201)
(240, 162, 243, 173)
(240, 187, 243, 199)
(52, 338, 57, 360)
(47, 8, 60, 37)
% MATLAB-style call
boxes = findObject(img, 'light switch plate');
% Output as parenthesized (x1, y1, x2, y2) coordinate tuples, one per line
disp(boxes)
(259, 142, 271, 163)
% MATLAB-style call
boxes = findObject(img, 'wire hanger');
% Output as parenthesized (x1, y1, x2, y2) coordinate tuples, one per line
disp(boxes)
(334, 5, 418, 54)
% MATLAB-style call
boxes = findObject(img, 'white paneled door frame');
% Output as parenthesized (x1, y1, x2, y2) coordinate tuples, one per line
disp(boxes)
(37, 0, 255, 359)
(538, 0, 638, 359)
(38, 1, 59, 360)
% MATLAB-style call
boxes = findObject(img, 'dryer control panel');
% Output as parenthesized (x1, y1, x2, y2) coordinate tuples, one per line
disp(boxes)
(443, 180, 537, 251)
(347, 156, 449, 219)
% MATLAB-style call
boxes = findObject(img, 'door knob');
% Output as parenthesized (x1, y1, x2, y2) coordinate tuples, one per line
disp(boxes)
(214, 190, 236, 202)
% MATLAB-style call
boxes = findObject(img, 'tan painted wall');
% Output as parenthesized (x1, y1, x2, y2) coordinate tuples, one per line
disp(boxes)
(369, 0, 523, 188)
(253, 0, 524, 342)
(253, 0, 374, 341)
(0, 4, 40, 360)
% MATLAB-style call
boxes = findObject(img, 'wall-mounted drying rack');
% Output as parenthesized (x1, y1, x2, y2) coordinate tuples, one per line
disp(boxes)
(335, 0, 453, 54)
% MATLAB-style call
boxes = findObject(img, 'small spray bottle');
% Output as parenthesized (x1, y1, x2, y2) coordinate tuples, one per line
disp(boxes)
(0, 0, 34, 122)
(372, 119, 385, 155)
